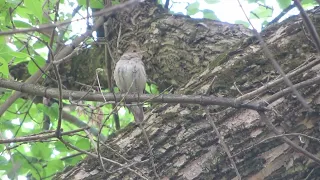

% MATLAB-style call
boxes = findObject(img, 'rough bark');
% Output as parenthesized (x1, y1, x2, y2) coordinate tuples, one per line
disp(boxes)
(54, 1, 320, 180)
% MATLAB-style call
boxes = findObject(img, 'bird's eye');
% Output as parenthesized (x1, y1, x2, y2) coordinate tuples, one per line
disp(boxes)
(132, 50, 137, 53)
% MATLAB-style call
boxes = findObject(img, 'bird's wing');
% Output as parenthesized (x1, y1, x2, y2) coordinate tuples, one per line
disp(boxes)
(114, 60, 131, 92)
(114, 54, 146, 94)
(131, 59, 147, 94)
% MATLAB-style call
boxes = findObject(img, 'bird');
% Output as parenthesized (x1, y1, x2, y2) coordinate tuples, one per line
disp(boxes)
(114, 46, 147, 123)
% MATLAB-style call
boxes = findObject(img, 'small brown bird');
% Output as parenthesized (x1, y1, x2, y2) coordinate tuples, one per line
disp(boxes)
(114, 47, 146, 122)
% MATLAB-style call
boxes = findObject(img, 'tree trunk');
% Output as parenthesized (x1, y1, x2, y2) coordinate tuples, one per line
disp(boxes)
(54, 1, 320, 179)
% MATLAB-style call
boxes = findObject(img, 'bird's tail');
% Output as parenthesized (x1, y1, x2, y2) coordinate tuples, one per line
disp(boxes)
(128, 104, 144, 123)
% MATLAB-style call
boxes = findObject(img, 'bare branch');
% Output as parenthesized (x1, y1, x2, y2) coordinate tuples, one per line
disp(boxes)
(258, 111, 320, 165)
(232, 133, 320, 158)
(237, 0, 312, 111)
(237, 56, 320, 101)
(57, 137, 149, 180)
(0, 127, 89, 144)
(265, 75, 320, 104)
(0, 0, 141, 36)
(293, 0, 320, 53)
(0, 78, 267, 110)
(61, 110, 108, 141)
(0, 0, 141, 117)
(205, 107, 242, 180)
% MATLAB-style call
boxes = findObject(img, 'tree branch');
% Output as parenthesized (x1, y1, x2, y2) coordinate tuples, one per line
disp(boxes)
(0, 127, 89, 144)
(0, 78, 267, 110)
(0, 0, 141, 36)
(258, 111, 320, 165)
(0, 0, 141, 117)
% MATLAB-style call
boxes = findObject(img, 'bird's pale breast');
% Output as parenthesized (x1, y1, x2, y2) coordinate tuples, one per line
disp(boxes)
(114, 58, 146, 94)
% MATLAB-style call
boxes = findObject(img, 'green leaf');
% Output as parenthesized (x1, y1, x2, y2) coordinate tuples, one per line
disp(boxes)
(77, 0, 104, 8)
(75, 138, 91, 150)
(204, 0, 220, 4)
(5, 0, 21, 6)
(277, 0, 291, 9)
(43, 103, 59, 120)
(64, 155, 83, 165)
(0, 56, 9, 78)
(13, 20, 32, 28)
(250, 6, 273, 19)
(77, 0, 86, 6)
(4, 11, 11, 26)
(235, 20, 250, 28)
(90, 0, 104, 8)
(262, 20, 269, 27)
(248, 0, 265, 3)
(29, 103, 39, 116)
(24, 0, 43, 23)
(31, 143, 52, 160)
(16, 144, 32, 157)
(0, 156, 8, 169)
(46, 159, 64, 175)
(112, 0, 120, 5)
(54, 141, 69, 152)
(0, 36, 5, 44)
(33, 40, 47, 49)
(145, 83, 159, 94)
(0, 42, 12, 54)
(29, 163, 42, 180)
(11, 153, 32, 174)
(202, 9, 217, 20)
(0, 162, 12, 175)
(302, 0, 315, 3)
(301, 0, 317, 8)
(27, 55, 46, 75)
(0, 44, 29, 64)
(10, 51, 30, 58)
(29, 103, 43, 121)
(1, 119, 16, 130)
(16, 6, 34, 20)
(187, 2, 200, 16)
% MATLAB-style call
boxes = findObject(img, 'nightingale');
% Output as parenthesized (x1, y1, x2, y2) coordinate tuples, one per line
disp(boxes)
(114, 47, 146, 123)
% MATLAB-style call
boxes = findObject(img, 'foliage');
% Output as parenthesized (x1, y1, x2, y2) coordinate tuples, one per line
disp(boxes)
(0, 0, 318, 179)
(0, 0, 158, 179)
(170, 0, 318, 28)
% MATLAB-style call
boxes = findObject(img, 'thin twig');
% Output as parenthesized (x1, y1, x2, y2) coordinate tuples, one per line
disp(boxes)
(236, 0, 312, 111)
(265, 4, 295, 27)
(293, 0, 320, 53)
(138, 122, 160, 179)
(237, 56, 319, 101)
(95, 80, 138, 174)
(57, 5, 82, 45)
(57, 137, 149, 179)
(103, 21, 121, 130)
(0, 0, 141, 36)
(205, 107, 242, 180)
(0, 132, 17, 179)
(61, 110, 108, 141)
(203, 77, 241, 179)
(258, 111, 320, 164)
(265, 75, 320, 104)
(0, 0, 141, 117)
(53, 46, 82, 65)
(232, 132, 320, 158)
(0, 127, 90, 144)
(47, 0, 64, 138)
